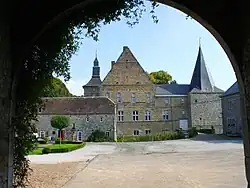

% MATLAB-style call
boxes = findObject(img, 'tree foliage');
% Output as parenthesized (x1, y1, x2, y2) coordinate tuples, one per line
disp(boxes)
(149, 70, 173, 84)
(51, 116, 70, 130)
(42, 77, 72, 97)
(12, 0, 159, 187)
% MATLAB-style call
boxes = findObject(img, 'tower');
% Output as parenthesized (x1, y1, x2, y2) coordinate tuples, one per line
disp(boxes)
(82, 56, 102, 96)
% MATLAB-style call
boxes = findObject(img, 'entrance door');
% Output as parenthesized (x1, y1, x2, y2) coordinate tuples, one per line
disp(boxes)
(77, 131, 83, 142)
(179, 119, 188, 131)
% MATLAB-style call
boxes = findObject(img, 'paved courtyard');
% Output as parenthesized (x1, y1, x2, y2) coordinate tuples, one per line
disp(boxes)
(28, 134, 247, 188)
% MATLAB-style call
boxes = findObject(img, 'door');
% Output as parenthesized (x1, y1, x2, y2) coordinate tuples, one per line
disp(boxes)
(179, 119, 188, 131)
(77, 131, 83, 142)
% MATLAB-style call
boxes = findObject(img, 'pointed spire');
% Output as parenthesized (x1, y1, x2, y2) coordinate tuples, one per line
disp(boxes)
(93, 50, 99, 67)
(190, 45, 215, 92)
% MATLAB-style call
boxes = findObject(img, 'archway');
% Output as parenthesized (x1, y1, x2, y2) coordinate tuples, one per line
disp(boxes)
(3, 0, 250, 187)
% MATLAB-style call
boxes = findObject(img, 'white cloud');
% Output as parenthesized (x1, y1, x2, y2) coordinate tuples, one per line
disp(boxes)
(58, 77, 88, 96)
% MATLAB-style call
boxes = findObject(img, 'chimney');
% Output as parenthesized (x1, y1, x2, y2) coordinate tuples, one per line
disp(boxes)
(111, 61, 115, 69)
(123, 46, 128, 51)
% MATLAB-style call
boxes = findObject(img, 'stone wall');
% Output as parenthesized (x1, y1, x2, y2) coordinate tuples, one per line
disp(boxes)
(36, 114, 115, 141)
(188, 92, 223, 133)
(116, 121, 181, 136)
(221, 93, 242, 137)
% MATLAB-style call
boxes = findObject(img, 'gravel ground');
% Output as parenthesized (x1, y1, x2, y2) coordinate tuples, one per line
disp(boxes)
(27, 134, 246, 188)
(27, 162, 85, 188)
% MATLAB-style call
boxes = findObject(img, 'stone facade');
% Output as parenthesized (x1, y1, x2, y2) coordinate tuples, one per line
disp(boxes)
(36, 97, 116, 141)
(36, 45, 224, 138)
(84, 46, 223, 135)
(221, 82, 242, 137)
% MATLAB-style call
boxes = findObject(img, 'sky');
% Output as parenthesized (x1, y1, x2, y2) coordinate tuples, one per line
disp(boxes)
(61, 2, 237, 96)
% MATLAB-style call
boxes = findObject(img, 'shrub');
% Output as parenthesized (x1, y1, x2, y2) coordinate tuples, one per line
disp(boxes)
(198, 128, 213, 134)
(188, 127, 198, 138)
(42, 143, 85, 154)
(37, 138, 48, 144)
(87, 130, 112, 142)
(54, 139, 82, 144)
(117, 131, 185, 142)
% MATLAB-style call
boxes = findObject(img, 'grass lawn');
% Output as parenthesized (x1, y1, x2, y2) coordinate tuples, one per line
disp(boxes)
(29, 143, 85, 155)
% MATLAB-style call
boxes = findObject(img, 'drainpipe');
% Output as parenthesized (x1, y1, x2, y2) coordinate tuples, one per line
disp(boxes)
(113, 103, 117, 142)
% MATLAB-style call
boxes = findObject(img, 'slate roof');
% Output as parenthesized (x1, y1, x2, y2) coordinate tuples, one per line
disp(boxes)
(83, 57, 102, 87)
(40, 97, 115, 115)
(190, 46, 216, 92)
(223, 82, 239, 97)
(155, 84, 190, 96)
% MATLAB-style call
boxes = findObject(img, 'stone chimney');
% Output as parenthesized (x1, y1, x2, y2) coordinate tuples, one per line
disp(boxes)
(123, 46, 129, 51)
(111, 61, 115, 69)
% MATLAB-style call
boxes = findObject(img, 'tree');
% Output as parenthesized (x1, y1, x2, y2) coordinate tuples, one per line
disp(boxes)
(42, 77, 72, 97)
(7, 1, 160, 187)
(50, 116, 70, 144)
(170, 80, 177, 84)
(149, 70, 173, 84)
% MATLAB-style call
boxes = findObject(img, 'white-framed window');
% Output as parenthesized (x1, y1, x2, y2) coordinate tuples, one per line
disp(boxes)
(147, 93, 152, 103)
(106, 92, 110, 98)
(100, 117, 103, 122)
(228, 99, 236, 110)
(133, 130, 139, 136)
(132, 111, 139, 121)
(144, 110, 151, 121)
(40, 131, 45, 138)
(227, 117, 236, 127)
(181, 98, 184, 104)
(86, 116, 89, 122)
(105, 131, 110, 137)
(117, 92, 122, 103)
(164, 98, 170, 104)
(77, 131, 83, 142)
(118, 110, 124, 122)
(162, 110, 169, 120)
(145, 129, 151, 135)
(131, 93, 136, 104)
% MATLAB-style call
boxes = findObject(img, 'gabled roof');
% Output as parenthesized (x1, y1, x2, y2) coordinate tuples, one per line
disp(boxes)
(40, 97, 115, 115)
(190, 46, 216, 92)
(83, 77, 102, 87)
(155, 84, 190, 96)
(223, 82, 239, 97)
(116, 46, 138, 63)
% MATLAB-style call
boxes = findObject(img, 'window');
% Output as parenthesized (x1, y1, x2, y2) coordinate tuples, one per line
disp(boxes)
(38, 107, 42, 112)
(162, 110, 169, 120)
(40, 131, 45, 138)
(147, 93, 152, 103)
(131, 93, 136, 104)
(145, 129, 151, 135)
(165, 98, 170, 104)
(72, 123, 76, 129)
(132, 111, 139, 121)
(228, 99, 236, 110)
(181, 110, 185, 115)
(181, 98, 184, 104)
(106, 92, 110, 98)
(117, 92, 122, 103)
(133, 130, 139, 136)
(118, 111, 124, 122)
(195, 99, 198, 103)
(86, 116, 89, 122)
(77, 131, 83, 142)
(105, 131, 110, 137)
(100, 117, 103, 122)
(144, 110, 151, 121)
(52, 131, 56, 135)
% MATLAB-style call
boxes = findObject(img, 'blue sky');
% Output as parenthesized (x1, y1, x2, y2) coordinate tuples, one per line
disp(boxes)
(62, 2, 237, 96)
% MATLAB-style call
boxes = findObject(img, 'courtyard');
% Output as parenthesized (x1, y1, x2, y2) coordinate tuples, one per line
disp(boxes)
(28, 134, 246, 188)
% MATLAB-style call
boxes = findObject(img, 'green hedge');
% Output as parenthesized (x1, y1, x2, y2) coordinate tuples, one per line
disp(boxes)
(117, 131, 185, 142)
(87, 130, 113, 142)
(188, 127, 198, 138)
(54, 139, 83, 144)
(42, 143, 85, 154)
(198, 128, 214, 134)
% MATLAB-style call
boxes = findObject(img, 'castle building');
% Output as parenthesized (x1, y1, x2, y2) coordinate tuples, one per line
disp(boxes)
(36, 45, 224, 141)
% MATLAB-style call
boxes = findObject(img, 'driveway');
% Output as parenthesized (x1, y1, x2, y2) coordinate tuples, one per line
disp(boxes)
(28, 134, 246, 188)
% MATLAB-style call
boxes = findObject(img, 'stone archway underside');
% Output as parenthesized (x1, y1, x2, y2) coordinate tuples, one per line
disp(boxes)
(5, 0, 250, 187)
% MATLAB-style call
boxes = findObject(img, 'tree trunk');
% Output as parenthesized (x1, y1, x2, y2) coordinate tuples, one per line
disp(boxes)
(0, 1, 14, 187)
